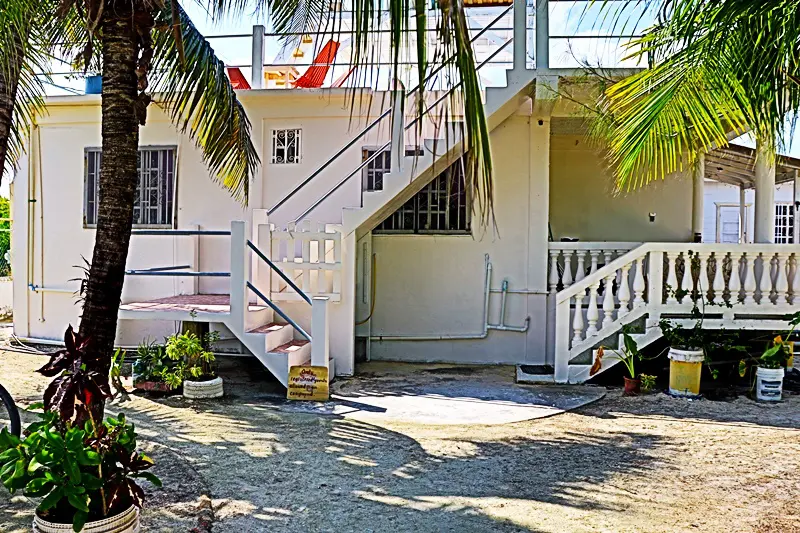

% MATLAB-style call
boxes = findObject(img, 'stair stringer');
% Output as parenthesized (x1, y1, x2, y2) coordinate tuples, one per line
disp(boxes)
(567, 327, 663, 384)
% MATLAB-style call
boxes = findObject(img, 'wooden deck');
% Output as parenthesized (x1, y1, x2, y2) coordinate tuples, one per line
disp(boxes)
(119, 294, 267, 321)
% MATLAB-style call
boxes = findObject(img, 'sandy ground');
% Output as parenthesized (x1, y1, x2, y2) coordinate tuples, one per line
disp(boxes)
(1, 351, 799, 533)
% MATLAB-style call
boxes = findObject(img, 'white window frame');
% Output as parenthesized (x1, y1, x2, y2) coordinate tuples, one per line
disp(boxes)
(84, 146, 178, 229)
(271, 128, 302, 164)
(775, 202, 795, 244)
(715, 202, 749, 244)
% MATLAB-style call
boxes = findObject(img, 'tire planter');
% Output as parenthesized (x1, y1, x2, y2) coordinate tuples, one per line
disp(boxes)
(183, 376, 224, 399)
(755, 367, 784, 402)
(668, 348, 704, 397)
(34, 505, 139, 533)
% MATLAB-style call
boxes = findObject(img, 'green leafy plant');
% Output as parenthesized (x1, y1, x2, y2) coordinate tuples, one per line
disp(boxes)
(640, 374, 657, 393)
(590, 331, 641, 379)
(161, 331, 219, 388)
(131, 340, 170, 386)
(755, 312, 800, 370)
(109, 348, 128, 400)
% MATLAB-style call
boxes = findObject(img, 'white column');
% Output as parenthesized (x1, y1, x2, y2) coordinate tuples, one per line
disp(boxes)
(754, 139, 776, 243)
(692, 152, 705, 243)
(739, 185, 748, 243)
(251, 25, 265, 89)
(229, 221, 248, 334)
(794, 170, 799, 244)
(534, 0, 548, 69)
(311, 297, 330, 369)
(390, 85, 405, 173)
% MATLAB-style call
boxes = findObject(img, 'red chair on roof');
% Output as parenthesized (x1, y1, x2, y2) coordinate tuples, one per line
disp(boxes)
(294, 40, 340, 89)
(226, 67, 251, 90)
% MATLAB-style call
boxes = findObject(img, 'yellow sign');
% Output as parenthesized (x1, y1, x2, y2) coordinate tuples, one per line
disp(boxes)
(287, 366, 330, 401)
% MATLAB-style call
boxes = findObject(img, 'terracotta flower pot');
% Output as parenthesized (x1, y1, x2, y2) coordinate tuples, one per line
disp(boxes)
(623, 377, 641, 396)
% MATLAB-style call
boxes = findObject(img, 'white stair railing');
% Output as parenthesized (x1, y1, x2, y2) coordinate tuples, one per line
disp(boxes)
(553, 242, 799, 383)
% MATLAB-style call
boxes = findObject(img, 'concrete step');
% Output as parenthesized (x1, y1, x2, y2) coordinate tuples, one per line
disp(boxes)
(269, 339, 312, 367)
(516, 364, 555, 384)
(249, 322, 294, 352)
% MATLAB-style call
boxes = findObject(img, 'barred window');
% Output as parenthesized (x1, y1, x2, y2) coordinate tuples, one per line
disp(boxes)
(375, 156, 470, 234)
(84, 147, 176, 227)
(775, 203, 795, 244)
(362, 147, 423, 192)
(272, 128, 301, 164)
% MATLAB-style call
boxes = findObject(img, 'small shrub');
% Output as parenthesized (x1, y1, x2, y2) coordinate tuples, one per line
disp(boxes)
(161, 331, 219, 388)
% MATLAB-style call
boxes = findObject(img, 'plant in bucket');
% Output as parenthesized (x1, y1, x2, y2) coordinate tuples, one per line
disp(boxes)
(590, 331, 642, 395)
(746, 312, 800, 402)
(0, 326, 160, 532)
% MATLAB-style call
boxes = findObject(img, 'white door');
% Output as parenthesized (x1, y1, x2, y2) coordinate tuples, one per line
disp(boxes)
(717, 206, 742, 243)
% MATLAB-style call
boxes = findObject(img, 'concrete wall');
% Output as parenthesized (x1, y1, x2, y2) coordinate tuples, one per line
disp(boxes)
(702, 181, 795, 243)
(366, 111, 551, 365)
(549, 135, 694, 242)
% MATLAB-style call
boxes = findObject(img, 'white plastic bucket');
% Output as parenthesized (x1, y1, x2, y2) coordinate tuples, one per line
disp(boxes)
(34, 505, 139, 533)
(756, 367, 784, 402)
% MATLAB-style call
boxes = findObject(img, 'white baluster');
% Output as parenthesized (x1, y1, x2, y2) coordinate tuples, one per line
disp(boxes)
(615, 250, 625, 286)
(665, 252, 679, 304)
(697, 251, 711, 303)
(602, 273, 616, 328)
(790, 254, 797, 304)
(572, 294, 585, 345)
(776, 252, 791, 304)
(562, 250, 574, 288)
(617, 263, 632, 319)
(586, 280, 601, 336)
(589, 250, 600, 275)
(712, 252, 726, 303)
(743, 252, 757, 305)
(729, 252, 742, 303)
(548, 250, 560, 294)
(574, 251, 587, 302)
(632, 256, 646, 307)
(603, 250, 613, 269)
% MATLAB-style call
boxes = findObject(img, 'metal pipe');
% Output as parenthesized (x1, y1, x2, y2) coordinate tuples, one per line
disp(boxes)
(370, 255, 491, 341)
(246, 282, 311, 341)
(132, 264, 191, 272)
(124, 271, 230, 277)
(499, 279, 508, 325)
(130, 229, 231, 236)
(487, 278, 530, 333)
(29, 284, 76, 294)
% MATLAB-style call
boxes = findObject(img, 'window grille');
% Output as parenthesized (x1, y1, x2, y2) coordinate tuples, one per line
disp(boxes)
(375, 156, 470, 234)
(362, 147, 425, 192)
(84, 147, 176, 227)
(775, 203, 795, 244)
(272, 128, 302, 164)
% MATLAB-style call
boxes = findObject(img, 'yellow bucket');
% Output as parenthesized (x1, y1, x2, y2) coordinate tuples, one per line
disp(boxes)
(668, 348, 704, 397)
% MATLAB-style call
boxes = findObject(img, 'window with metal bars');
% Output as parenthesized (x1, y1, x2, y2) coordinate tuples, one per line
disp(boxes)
(774, 203, 795, 244)
(272, 128, 301, 164)
(374, 156, 470, 234)
(361, 147, 423, 192)
(84, 147, 176, 227)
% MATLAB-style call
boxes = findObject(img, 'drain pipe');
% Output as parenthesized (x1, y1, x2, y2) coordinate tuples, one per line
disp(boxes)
(370, 254, 492, 341)
(487, 279, 531, 333)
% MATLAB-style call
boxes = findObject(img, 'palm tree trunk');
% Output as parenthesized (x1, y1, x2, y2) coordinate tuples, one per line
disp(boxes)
(0, 26, 27, 178)
(78, 3, 140, 376)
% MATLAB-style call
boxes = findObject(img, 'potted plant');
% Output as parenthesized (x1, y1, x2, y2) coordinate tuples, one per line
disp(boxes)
(639, 374, 658, 394)
(659, 318, 706, 397)
(590, 331, 642, 395)
(131, 340, 173, 393)
(750, 312, 800, 402)
(0, 326, 160, 532)
(163, 331, 223, 399)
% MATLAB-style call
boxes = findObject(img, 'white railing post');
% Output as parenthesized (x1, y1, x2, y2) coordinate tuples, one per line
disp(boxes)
(251, 25, 265, 89)
(229, 221, 247, 334)
(647, 251, 664, 326)
(390, 85, 405, 174)
(553, 299, 570, 383)
(311, 296, 330, 369)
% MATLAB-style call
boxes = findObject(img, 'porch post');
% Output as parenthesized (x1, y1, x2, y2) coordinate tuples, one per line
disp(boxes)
(794, 169, 799, 244)
(739, 185, 748, 243)
(251, 25, 265, 89)
(753, 139, 776, 243)
(692, 152, 705, 242)
(533, 0, 548, 70)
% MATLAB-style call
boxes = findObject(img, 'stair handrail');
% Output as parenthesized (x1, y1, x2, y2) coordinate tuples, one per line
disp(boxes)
(267, 5, 513, 217)
(292, 37, 513, 224)
(246, 282, 311, 341)
(556, 243, 653, 304)
(247, 239, 312, 305)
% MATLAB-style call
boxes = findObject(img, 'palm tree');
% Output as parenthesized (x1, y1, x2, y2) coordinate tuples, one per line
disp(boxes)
(0, 0, 491, 392)
(592, 0, 800, 191)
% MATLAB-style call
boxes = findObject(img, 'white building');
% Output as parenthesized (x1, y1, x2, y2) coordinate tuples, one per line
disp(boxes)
(9, 1, 800, 386)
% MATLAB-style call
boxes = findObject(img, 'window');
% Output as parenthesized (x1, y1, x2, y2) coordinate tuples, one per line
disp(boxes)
(272, 128, 301, 164)
(362, 147, 424, 192)
(84, 147, 176, 227)
(375, 156, 470, 234)
(775, 203, 795, 244)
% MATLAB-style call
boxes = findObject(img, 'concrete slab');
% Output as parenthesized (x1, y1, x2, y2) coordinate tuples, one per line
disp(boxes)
(263, 363, 605, 425)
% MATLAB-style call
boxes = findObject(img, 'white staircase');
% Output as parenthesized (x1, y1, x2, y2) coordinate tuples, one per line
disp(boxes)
(547, 242, 799, 383)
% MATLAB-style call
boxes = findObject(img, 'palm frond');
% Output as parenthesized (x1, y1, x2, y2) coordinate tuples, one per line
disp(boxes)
(150, 4, 259, 203)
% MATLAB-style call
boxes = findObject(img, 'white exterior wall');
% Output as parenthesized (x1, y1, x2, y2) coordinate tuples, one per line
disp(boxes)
(10, 90, 412, 347)
(702, 181, 795, 243)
